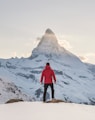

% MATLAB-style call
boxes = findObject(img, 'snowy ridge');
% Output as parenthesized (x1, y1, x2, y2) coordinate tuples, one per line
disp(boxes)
(0, 29, 95, 104)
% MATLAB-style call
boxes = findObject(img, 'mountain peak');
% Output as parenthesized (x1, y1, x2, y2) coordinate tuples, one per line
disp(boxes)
(30, 29, 81, 63)
(31, 28, 62, 57)
(45, 28, 54, 35)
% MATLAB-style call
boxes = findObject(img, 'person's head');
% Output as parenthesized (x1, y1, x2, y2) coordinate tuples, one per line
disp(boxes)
(46, 62, 50, 66)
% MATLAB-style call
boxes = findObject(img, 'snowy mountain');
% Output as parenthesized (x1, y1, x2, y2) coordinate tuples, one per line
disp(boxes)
(31, 29, 83, 67)
(0, 28, 95, 104)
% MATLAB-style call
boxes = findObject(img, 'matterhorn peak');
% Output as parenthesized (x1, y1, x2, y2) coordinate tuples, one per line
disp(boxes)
(31, 28, 64, 57)
(30, 28, 82, 66)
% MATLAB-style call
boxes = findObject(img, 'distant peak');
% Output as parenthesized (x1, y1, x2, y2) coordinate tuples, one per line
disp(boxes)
(45, 28, 54, 34)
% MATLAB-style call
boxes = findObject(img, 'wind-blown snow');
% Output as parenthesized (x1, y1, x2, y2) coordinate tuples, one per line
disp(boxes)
(0, 102, 95, 120)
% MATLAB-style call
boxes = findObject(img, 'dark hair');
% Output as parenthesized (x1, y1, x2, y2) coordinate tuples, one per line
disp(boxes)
(46, 62, 50, 66)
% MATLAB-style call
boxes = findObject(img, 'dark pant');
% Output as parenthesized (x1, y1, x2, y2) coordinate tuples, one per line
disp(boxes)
(43, 83, 54, 102)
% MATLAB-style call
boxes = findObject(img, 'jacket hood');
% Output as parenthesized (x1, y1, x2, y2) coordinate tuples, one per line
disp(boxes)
(45, 65, 51, 70)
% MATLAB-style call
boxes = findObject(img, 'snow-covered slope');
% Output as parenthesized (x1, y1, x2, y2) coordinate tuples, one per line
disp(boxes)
(0, 102, 95, 120)
(0, 77, 31, 104)
(0, 29, 95, 104)
(0, 65, 33, 103)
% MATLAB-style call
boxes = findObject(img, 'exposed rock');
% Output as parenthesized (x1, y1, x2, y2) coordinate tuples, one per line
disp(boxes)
(6, 99, 23, 104)
(46, 99, 64, 103)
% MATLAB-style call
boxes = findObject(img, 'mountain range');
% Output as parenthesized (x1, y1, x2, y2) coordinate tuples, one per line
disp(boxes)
(0, 28, 95, 105)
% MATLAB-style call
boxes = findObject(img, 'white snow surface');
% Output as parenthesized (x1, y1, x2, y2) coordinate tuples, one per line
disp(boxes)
(0, 102, 95, 120)
(0, 29, 95, 104)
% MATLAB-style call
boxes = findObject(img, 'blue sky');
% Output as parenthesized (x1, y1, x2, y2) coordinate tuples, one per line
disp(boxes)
(0, 0, 95, 64)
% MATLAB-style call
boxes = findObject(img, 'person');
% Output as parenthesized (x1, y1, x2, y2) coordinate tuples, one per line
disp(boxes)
(40, 62, 56, 102)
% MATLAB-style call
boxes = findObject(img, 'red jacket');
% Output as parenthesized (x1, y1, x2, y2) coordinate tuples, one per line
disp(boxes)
(40, 65, 56, 84)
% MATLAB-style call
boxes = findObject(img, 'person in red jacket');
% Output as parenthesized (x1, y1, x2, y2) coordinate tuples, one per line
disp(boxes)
(40, 62, 56, 102)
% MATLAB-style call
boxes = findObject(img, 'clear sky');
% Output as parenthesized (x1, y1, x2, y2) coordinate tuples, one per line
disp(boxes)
(0, 0, 95, 64)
